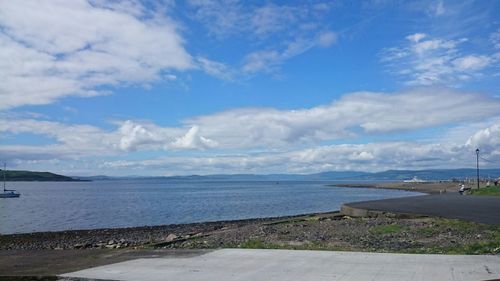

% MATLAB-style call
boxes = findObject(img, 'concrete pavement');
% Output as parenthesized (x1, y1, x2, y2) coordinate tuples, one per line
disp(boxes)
(60, 249, 500, 281)
(342, 194, 500, 225)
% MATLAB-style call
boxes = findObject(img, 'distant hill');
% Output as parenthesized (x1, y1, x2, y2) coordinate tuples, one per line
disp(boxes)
(172, 169, 500, 181)
(0, 169, 83, 181)
(76, 169, 500, 181)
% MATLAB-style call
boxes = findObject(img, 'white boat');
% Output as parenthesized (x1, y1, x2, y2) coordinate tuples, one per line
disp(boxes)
(403, 176, 427, 183)
(0, 163, 20, 198)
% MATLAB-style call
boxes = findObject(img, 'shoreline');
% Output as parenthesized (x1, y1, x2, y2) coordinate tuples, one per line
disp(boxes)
(0, 211, 343, 250)
(0, 181, 458, 250)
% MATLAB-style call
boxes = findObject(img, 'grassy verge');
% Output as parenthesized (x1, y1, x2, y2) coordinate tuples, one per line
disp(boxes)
(471, 185, 500, 196)
(175, 216, 500, 255)
(235, 224, 500, 255)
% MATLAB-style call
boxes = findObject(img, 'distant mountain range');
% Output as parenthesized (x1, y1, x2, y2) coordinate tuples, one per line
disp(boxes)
(74, 168, 500, 181)
(3, 168, 499, 182)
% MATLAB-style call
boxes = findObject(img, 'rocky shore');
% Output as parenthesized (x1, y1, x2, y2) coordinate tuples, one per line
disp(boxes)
(0, 214, 321, 251)
(2, 211, 499, 255)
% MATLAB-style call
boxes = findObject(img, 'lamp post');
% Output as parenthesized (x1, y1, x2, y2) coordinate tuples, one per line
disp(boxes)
(476, 148, 480, 189)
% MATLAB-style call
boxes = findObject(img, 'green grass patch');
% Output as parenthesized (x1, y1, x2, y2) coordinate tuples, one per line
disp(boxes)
(370, 224, 408, 234)
(240, 239, 267, 249)
(416, 227, 436, 236)
(471, 186, 500, 196)
(436, 218, 482, 232)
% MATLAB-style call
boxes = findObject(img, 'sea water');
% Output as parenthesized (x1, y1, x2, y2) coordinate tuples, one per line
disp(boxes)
(0, 180, 420, 234)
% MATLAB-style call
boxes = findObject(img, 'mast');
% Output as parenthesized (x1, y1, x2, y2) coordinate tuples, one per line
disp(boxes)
(3, 163, 6, 192)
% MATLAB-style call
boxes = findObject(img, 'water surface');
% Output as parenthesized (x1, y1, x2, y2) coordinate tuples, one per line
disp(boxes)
(0, 180, 420, 234)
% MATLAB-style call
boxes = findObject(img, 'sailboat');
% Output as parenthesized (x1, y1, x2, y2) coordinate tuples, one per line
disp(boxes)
(0, 163, 20, 198)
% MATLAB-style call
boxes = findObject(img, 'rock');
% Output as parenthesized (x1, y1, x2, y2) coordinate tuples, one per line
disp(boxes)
(73, 242, 91, 249)
(165, 234, 178, 242)
(108, 240, 115, 245)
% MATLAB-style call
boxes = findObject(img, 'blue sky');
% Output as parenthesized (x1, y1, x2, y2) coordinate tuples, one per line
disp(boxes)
(1, 0, 500, 176)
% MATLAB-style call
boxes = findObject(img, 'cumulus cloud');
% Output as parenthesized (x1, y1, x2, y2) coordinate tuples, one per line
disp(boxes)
(2, 87, 499, 161)
(3, 116, 500, 175)
(382, 33, 499, 85)
(181, 88, 500, 148)
(466, 123, 500, 155)
(0, 118, 119, 159)
(0, 0, 193, 109)
(94, 139, 490, 175)
(171, 126, 218, 150)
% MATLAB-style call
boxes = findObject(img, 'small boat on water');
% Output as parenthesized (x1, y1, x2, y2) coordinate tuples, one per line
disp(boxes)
(0, 163, 20, 198)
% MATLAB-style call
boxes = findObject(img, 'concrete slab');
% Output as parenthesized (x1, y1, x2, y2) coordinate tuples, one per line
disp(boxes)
(60, 249, 500, 281)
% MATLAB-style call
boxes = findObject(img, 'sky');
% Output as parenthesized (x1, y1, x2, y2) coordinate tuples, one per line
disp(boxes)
(1, 0, 500, 176)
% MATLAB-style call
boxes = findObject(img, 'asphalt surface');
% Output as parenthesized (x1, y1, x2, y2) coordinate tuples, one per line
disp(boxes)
(345, 194, 500, 225)
(61, 249, 500, 281)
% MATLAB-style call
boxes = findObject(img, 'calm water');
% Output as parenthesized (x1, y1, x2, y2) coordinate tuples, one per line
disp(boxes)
(0, 180, 419, 234)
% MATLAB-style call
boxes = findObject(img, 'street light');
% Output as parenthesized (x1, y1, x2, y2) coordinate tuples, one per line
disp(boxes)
(476, 148, 480, 189)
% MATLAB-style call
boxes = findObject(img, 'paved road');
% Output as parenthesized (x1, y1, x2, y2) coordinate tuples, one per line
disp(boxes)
(345, 194, 500, 225)
(61, 249, 500, 281)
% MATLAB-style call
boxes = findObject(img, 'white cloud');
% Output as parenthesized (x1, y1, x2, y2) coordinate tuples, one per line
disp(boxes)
(92, 138, 494, 175)
(182, 88, 499, 149)
(242, 50, 281, 73)
(466, 123, 500, 155)
(242, 31, 337, 74)
(171, 126, 218, 150)
(195, 57, 233, 80)
(382, 33, 498, 85)
(3, 108, 500, 175)
(315, 31, 338, 48)
(491, 29, 500, 49)
(0, 118, 119, 159)
(434, 0, 445, 16)
(0, 0, 193, 109)
(406, 33, 426, 43)
(453, 55, 491, 71)
(186, 1, 337, 75)
(2, 87, 499, 160)
(251, 4, 299, 36)
(187, 1, 320, 38)
(186, 0, 247, 38)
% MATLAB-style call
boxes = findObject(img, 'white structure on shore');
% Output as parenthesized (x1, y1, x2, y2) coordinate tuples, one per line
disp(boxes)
(403, 176, 427, 183)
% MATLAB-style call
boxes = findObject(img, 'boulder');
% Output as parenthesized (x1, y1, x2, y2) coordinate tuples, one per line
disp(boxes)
(165, 234, 178, 242)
